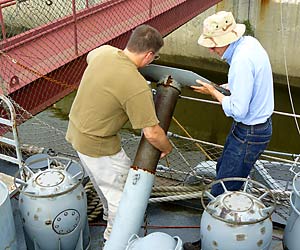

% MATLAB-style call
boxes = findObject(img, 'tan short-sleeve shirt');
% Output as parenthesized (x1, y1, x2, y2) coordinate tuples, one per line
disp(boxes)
(66, 45, 159, 157)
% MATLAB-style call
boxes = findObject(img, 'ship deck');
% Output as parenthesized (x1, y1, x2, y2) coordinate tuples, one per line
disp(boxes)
(1, 159, 285, 250)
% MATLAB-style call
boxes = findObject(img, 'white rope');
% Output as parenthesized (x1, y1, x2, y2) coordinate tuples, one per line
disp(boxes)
(152, 185, 201, 192)
(180, 95, 300, 119)
(149, 192, 202, 203)
(280, 0, 300, 134)
(273, 110, 300, 119)
(168, 131, 224, 148)
(168, 131, 300, 164)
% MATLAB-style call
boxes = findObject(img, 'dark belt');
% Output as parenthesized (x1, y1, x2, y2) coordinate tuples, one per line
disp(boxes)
(235, 117, 270, 129)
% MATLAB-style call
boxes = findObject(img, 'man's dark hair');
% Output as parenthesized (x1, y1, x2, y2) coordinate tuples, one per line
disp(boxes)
(126, 25, 164, 54)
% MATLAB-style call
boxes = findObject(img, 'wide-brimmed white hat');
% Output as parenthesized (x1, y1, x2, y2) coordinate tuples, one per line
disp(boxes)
(198, 11, 246, 48)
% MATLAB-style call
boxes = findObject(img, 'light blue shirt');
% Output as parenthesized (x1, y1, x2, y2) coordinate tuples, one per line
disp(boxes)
(221, 36, 274, 125)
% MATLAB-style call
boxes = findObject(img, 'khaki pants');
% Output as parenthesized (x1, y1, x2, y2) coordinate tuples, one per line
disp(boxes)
(77, 149, 131, 240)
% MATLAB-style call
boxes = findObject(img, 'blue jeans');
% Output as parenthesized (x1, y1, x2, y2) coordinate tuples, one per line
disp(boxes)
(211, 118, 272, 196)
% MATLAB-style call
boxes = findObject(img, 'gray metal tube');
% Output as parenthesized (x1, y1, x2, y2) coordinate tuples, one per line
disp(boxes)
(0, 181, 18, 250)
(104, 76, 181, 250)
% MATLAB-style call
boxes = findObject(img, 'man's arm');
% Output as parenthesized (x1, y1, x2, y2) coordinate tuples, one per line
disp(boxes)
(143, 124, 172, 158)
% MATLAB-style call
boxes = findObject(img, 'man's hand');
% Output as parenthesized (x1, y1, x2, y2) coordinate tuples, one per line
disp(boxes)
(143, 125, 172, 158)
(191, 80, 216, 95)
(191, 79, 225, 104)
(160, 147, 172, 159)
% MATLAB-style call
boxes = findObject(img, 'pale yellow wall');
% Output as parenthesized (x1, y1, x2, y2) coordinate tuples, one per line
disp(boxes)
(160, 0, 300, 86)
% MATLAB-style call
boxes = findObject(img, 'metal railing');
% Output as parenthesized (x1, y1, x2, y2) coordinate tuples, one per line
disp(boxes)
(0, 94, 23, 168)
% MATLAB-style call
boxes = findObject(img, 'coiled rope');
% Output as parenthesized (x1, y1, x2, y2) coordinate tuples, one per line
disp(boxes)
(84, 180, 203, 222)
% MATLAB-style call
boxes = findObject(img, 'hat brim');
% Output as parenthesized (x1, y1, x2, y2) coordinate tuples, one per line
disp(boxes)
(198, 23, 246, 48)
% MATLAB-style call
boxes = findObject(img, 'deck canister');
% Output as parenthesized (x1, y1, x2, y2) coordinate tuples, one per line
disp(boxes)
(17, 157, 90, 250)
(0, 180, 18, 250)
(283, 171, 300, 250)
(292, 172, 300, 209)
(283, 192, 300, 250)
(125, 232, 182, 250)
(200, 178, 275, 250)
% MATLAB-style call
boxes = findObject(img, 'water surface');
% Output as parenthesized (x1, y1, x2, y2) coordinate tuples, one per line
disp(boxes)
(50, 67, 300, 155)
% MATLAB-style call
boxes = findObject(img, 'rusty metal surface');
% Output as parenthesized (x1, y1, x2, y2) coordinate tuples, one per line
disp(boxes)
(133, 79, 180, 172)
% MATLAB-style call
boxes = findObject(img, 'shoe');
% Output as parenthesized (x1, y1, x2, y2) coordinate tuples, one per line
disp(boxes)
(183, 239, 201, 250)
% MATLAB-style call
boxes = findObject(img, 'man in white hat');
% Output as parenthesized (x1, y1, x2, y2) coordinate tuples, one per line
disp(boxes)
(183, 11, 274, 250)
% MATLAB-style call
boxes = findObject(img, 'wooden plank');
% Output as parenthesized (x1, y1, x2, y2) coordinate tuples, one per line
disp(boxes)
(0, 172, 16, 196)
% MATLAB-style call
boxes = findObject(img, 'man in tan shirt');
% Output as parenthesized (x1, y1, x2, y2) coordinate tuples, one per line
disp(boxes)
(66, 25, 172, 241)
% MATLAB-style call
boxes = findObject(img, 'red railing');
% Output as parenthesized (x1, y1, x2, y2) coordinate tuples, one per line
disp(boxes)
(0, 0, 221, 115)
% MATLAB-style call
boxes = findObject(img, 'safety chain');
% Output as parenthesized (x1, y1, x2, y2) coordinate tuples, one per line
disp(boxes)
(0, 50, 72, 88)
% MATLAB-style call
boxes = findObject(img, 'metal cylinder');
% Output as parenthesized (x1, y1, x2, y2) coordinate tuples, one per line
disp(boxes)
(0, 180, 18, 250)
(17, 157, 90, 250)
(200, 178, 275, 250)
(292, 172, 300, 209)
(104, 76, 181, 250)
(133, 77, 181, 172)
(283, 193, 300, 250)
(283, 172, 300, 250)
(201, 208, 273, 250)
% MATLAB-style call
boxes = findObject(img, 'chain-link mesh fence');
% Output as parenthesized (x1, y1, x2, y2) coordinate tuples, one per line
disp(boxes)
(0, 0, 299, 224)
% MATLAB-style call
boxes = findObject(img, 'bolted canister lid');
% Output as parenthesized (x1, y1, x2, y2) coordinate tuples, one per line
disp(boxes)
(223, 192, 253, 212)
(36, 171, 65, 187)
(21, 169, 78, 197)
(206, 191, 267, 224)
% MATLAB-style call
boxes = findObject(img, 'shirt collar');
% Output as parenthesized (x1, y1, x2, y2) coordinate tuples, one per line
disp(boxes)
(222, 37, 243, 65)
